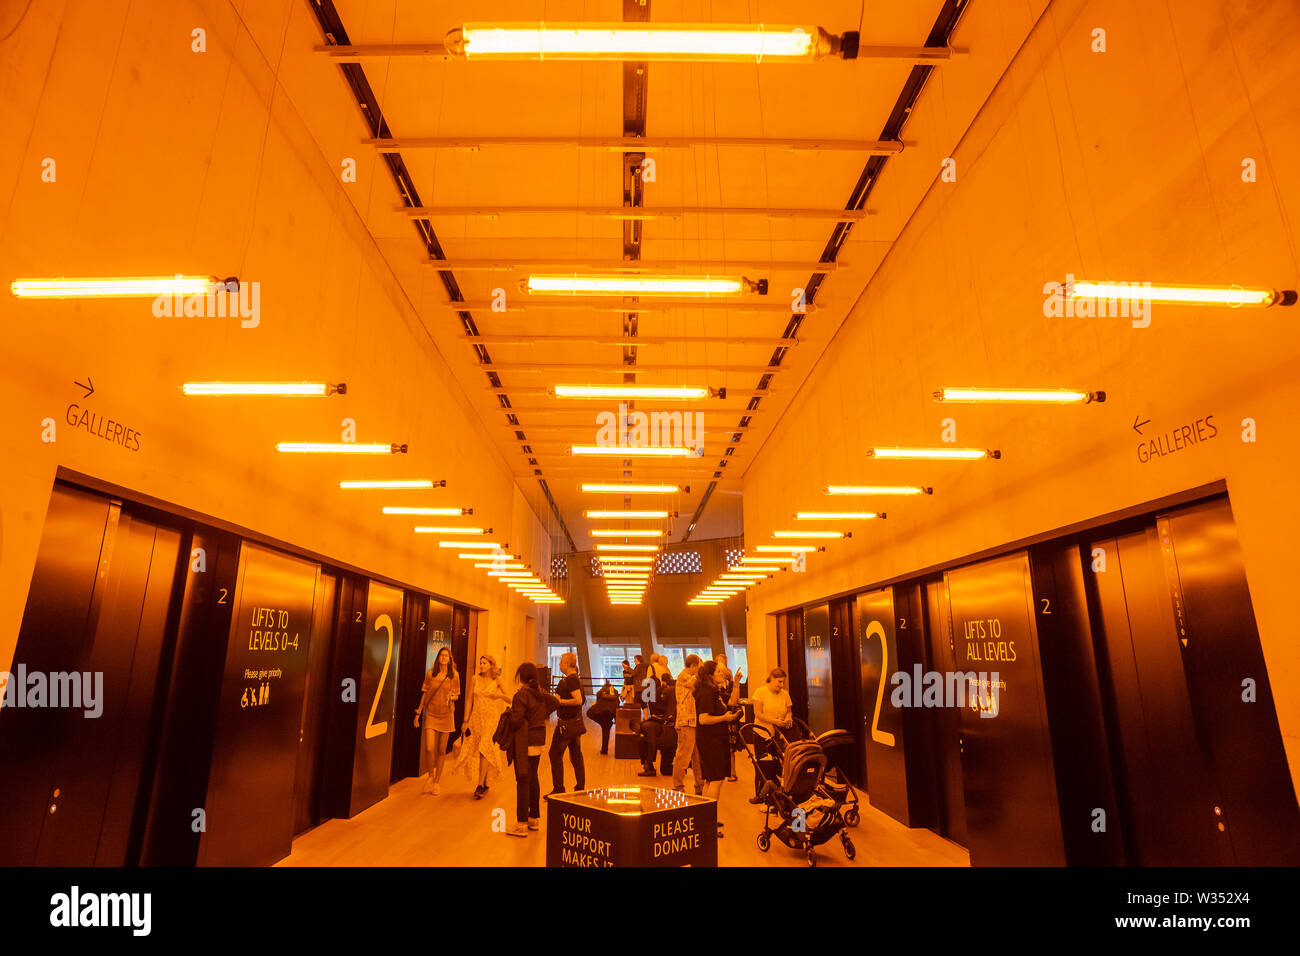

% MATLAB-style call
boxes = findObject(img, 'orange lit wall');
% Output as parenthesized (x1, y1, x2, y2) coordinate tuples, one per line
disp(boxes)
(742, 0, 1300, 793)
(0, 3, 551, 678)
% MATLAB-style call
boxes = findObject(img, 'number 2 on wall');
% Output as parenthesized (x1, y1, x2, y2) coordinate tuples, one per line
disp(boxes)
(364, 614, 394, 740)
(864, 620, 897, 748)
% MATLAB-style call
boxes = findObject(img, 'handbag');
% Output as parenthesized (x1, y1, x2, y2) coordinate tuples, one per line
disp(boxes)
(557, 715, 587, 739)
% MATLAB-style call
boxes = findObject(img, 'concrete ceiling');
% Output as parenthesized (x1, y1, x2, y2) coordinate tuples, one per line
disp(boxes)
(289, 0, 1034, 552)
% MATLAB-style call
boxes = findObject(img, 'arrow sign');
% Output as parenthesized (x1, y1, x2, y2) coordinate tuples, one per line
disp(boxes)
(1132, 414, 1150, 435)
(74, 376, 94, 399)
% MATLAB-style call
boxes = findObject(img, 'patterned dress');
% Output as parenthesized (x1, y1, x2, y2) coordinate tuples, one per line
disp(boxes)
(454, 674, 510, 786)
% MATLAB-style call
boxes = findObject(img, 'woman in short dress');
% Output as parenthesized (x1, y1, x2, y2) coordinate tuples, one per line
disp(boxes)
(414, 647, 460, 795)
(694, 660, 741, 836)
(455, 653, 511, 797)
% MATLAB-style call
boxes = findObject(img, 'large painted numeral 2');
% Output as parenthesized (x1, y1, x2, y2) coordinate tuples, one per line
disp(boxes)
(864, 620, 896, 747)
(364, 613, 394, 740)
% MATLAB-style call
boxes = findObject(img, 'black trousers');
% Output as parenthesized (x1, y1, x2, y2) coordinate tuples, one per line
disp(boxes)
(754, 734, 782, 797)
(593, 716, 614, 753)
(515, 754, 540, 822)
(549, 724, 585, 791)
(639, 720, 678, 773)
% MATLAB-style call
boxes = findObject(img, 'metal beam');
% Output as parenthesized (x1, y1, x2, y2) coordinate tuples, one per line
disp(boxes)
(483, 363, 782, 373)
(465, 334, 799, 346)
(402, 204, 873, 221)
(429, 258, 837, 273)
(365, 136, 904, 153)
(442, 299, 814, 314)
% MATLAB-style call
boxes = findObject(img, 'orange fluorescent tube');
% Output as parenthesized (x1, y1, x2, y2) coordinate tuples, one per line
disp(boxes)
(278, 442, 399, 454)
(572, 444, 694, 457)
(868, 447, 998, 461)
(582, 483, 681, 494)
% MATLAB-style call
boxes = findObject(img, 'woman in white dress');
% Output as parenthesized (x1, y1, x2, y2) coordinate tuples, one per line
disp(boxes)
(455, 653, 512, 798)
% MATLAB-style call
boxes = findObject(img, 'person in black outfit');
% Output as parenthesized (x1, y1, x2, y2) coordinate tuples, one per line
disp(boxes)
(548, 651, 586, 793)
(505, 662, 560, 837)
(637, 667, 677, 776)
(695, 660, 741, 836)
(587, 681, 620, 755)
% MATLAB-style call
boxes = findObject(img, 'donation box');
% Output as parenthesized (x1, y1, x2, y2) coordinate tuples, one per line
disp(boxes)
(545, 786, 717, 867)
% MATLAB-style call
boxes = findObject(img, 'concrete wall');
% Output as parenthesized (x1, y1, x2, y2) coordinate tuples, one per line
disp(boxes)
(0, 1, 549, 677)
(741, 0, 1300, 793)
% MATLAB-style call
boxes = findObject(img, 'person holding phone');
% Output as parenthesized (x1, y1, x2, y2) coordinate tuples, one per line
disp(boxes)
(694, 660, 741, 835)
(414, 646, 460, 795)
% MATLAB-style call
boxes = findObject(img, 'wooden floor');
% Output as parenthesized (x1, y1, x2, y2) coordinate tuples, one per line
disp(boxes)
(279, 716, 970, 868)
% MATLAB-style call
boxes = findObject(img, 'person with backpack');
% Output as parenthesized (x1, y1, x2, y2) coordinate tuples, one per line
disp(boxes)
(503, 662, 560, 837)
(637, 664, 677, 776)
(587, 681, 620, 755)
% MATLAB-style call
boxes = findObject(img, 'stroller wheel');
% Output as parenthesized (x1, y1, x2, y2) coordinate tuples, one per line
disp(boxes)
(806, 849, 817, 867)
(845, 807, 860, 828)
(842, 836, 857, 861)
(756, 831, 771, 852)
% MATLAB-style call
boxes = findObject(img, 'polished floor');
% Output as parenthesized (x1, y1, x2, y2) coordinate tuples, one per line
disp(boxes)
(280, 715, 970, 867)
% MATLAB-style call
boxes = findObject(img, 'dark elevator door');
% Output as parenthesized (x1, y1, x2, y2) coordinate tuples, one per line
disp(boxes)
(0, 484, 185, 865)
(1087, 496, 1300, 865)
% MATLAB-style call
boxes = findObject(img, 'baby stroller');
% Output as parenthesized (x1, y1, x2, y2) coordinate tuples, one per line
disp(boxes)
(739, 722, 855, 866)
(754, 718, 862, 828)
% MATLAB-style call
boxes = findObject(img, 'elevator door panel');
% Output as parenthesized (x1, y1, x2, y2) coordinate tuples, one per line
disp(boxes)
(782, 612, 808, 724)
(923, 579, 966, 847)
(0, 485, 113, 864)
(1165, 501, 1300, 864)
(198, 544, 321, 866)
(803, 604, 834, 735)
(1089, 529, 1227, 865)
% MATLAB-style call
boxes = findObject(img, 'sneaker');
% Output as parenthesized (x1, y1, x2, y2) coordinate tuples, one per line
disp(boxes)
(748, 795, 765, 804)
(637, 767, 656, 777)
(506, 823, 528, 838)
(473, 785, 486, 799)
(431, 783, 440, 795)
(527, 818, 540, 831)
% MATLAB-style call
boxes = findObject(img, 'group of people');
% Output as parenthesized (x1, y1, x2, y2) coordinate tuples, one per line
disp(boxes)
(412, 646, 798, 840)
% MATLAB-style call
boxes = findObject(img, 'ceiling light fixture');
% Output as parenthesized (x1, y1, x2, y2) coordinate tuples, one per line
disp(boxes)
(278, 442, 407, 454)
(796, 511, 882, 520)
(773, 530, 846, 539)
(1065, 279, 1296, 308)
(585, 510, 671, 519)
(555, 385, 720, 401)
(446, 23, 858, 63)
(572, 445, 695, 458)
(383, 507, 471, 516)
(933, 387, 1103, 404)
(524, 274, 765, 297)
(413, 527, 489, 535)
(10, 275, 236, 298)
(582, 483, 684, 494)
(341, 479, 443, 490)
(868, 447, 999, 461)
(590, 529, 664, 537)
(182, 382, 345, 397)
(826, 485, 931, 496)
(596, 544, 660, 552)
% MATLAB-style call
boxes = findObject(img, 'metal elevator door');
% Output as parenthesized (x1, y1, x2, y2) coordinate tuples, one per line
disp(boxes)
(1086, 496, 1300, 865)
